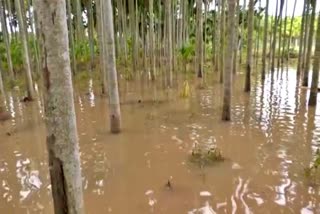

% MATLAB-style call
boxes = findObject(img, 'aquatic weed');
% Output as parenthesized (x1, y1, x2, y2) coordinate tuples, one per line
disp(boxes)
(189, 144, 225, 167)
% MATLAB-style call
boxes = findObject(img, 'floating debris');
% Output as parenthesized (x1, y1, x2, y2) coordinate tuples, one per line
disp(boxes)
(200, 191, 212, 197)
(232, 163, 242, 170)
(145, 190, 154, 196)
(189, 145, 224, 167)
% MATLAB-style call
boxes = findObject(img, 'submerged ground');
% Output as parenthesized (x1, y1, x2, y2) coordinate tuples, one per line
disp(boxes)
(1, 67, 320, 213)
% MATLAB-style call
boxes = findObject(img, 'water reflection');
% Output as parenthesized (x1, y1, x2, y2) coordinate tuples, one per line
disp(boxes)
(2, 68, 320, 213)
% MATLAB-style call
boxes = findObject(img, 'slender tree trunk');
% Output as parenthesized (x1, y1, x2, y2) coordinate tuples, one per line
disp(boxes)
(271, 0, 284, 72)
(212, 7, 216, 69)
(149, 0, 156, 81)
(35, 0, 84, 213)
(0, 0, 14, 79)
(239, 0, 246, 65)
(302, 0, 310, 71)
(233, 0, 240, 74)
(287, 0, 297, 62)
(261, 0, 269, 80)
(277, 1, 284, 69)
(308, 11, 320, 106)
(5, 0, 14, 38)
(103, 0, 122, 133)
(297, 0, 307, 77)
(87, 0, 95, 70)
(280, 0, 288, 65)
(15, 0, 35, 100)
(74, 0, 84, 42)
(255, 0, 262, 65)
(244, 0, 254, 92)
(120, 0, 128, 61)
(129, 0, 137, 73)
(0, 61, 5, 96)
(96, 0, 108, 94)
(196, 0, 203, 78)
(302, 0, 316, 87)
(165, 0, 173, 87)
(214, 2, 220, 72)
(220, 0, 225, 83)
(66, 0, 76, 75)
(222, 0, 236, 121)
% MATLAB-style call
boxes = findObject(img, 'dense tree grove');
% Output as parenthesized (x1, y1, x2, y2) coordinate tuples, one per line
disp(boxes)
(0, 0, 320, 213)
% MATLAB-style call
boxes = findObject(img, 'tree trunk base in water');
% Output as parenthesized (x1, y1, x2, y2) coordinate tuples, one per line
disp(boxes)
(110, 115, 121, 134)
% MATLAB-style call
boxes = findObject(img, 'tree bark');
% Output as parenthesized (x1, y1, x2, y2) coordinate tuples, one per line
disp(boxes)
(233, 0, 240, 74)
(297, 0, 307, 77)
(87, 0, 95, 70)
(244, 0, 254, 92)
(165, 0, 173, 87)
(149, 0, 156, 81)
(271, 0, 284, 72)
(261, 0, 269, 80)
(96, 0, 108, 94)
(35, 0, 84, 213)
(66, 0, 76, 75)
(196, 0, 203, 78)
(15, 0, 35, 100)
(302, 0, 316, 87)
(287, 0, 297, 62)
(129, 0, 137, 73)
(0, 0, 14, 79)
(74, 0, 84, 42)
(222, 0, 236, 121)
(103, 0, 122, 133)
(220, 0, 225, 83)
(308, 11, 320, 106)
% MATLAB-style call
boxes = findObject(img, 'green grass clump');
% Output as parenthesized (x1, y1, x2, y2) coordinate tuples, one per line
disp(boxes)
(304, 149, 320, 185)
(189, 144, 224, 167)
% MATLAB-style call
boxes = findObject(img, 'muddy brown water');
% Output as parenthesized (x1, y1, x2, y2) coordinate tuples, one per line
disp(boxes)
(1, 69, 320, 213)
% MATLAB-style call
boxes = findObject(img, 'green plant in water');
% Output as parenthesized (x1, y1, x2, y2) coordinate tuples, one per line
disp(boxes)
(304, 149, 320, 185)
(75, 41, 91, 63)
(189, 144, 224, 167)
(180, 81, 190, 98)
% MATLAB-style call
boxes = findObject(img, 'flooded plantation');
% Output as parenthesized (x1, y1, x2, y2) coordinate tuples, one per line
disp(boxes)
(1, 69, 320, 213)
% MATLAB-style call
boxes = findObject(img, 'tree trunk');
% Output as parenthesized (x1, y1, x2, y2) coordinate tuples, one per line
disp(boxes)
(255, 0, 262, 65)
(261, 0, 269, 80)
(297, 0, 307, 77)
(129, 0, 137, 73)
(149, 0, 156, 81)
(222, 0, 236, 121)
(0, 0, 14, 79)
(87, 0, 95, 70)
(271, 0, 284, 72)
(35, 0, 84, 213)
(74, 0, 84, 42)
(15, 0, 35, 100)
(214, 2, 220, 72)
(220, 0, 225, 83)
(67, 0, 76, 75)
(302, 0, 310, 72)
(233, 0, 240, 74)
(308, 11, 320, 106)
(244, 0, 254, 92)
(103, 0, 122, 133)
(96, 0, 107, 94)
(196, 0, 203, 78)
(0, 61, 5, 96)
(302, 0, 316, 87)
(287, 0, 297, 62)
(165, 0, 173, 87)
(239, 0, 246, 65)
(280, 0, 288, 65)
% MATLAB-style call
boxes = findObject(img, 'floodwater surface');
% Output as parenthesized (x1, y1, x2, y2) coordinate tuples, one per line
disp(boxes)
(1, 68, 320, 213)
